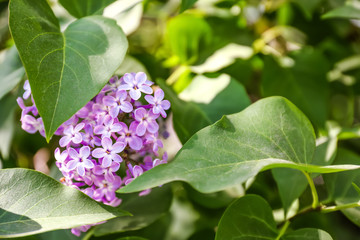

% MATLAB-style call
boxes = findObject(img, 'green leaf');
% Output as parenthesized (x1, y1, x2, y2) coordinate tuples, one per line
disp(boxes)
(116, 237, 148, 240)
(0, 94, 16, 159)
(323, 148, 360, 226)
(93, 185, 172, 236)
(291, 0, 322, 19)
(180, 0, 197, 13)
(119, 97, 360, 194)
(166, 14, 212, 65)
(215, 195, 333, 240)
(282, 228, 333, 240)
(322, 5, 360, 20)
(215, 195, 278, 239)
(261, 48, 330, 129)
(0, 168, 130, 238)
(9, 0, 128, 141)
(59, 0, 116, 18)
(273, 137, 338, 212)
(0, 46, 25, 100)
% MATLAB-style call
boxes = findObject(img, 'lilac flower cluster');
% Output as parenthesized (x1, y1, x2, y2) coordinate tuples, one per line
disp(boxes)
(17, 72, 170, 236)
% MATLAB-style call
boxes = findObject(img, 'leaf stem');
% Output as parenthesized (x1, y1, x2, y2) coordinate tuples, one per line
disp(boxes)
(276, 220, 290, 240)
(301, 170, 319, 209)
(321, 201, 360, 213)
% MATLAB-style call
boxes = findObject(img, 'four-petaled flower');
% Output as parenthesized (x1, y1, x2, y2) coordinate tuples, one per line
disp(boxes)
(103, 90, 133, 118)
(94, 115, 122, 138)
(134, 107, 159, 136)
(117, 122, 143, 150)
(145, 89, 170, 118)
(92, 137, 125, 168)
(118, 72, 153, 100)
(59, 123, 85, 147)
(66, 146, 95, 176)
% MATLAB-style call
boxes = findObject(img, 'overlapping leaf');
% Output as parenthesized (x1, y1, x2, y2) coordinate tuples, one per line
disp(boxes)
(0, 168, 129, 238)
(9, 0, 128, 141)
(59, 0, 116, 18)
(119, 97, 359, 194)
(215, 195, 333, 240)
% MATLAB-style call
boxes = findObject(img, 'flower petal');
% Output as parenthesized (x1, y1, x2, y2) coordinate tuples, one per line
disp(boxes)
(102, 155, 112, 168)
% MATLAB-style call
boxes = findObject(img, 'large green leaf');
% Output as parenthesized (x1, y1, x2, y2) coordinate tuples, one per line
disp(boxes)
(261, 48, 330, 129)
(93, 185, 172, 236)
(180, 0, 197, 13)
(323, 148, 360, 227)
(215, 195, 333, 240)
(59, 0, 116, 18)
(322, 5, 360, 20)
(0, 46, 25, 100)
(0, 168, 130, 238)
(119, 97, 359, 194)
(9, 0, 128, 141)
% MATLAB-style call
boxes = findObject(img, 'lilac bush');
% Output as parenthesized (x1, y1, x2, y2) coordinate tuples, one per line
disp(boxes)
(17, 73, 170, 236)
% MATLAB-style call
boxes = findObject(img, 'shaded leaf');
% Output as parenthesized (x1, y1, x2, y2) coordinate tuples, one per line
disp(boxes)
(119, 97, 360, 194)
(0, 46, 25, 100)
(93, 185, 172, 236)
(261, 48, 330, 129)
(9, 0, 128, 141)
(322, 5, 360, 20)
(59, 0, 116, 18)
(0, 168, 130, 238)
(215, 195, 278, 239)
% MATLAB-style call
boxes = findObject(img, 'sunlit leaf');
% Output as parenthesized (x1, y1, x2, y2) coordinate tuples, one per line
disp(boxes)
(322, 5, 360, 20)
(0, 168, 130, 238)
(9, 0, 128, 141)
(119, 97, 359, 194)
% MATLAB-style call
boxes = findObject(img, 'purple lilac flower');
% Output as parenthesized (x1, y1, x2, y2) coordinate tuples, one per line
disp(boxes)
(118, 72, 153, 100)
(66, 146, 95, 176)
(145, 88, 171, 118)
(23, 80, 31, 100)
(59, 123, 85, 147)
(117, 122, 143, 150)
(92, 137, 125, 168)
(17, 72, 171, 236)
(134, 107, 159, 136)
(103, 90, 133, 118)
(94, 115, 122, 138)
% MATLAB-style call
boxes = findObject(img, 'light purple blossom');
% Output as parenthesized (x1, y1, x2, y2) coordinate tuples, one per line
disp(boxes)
(118, 72, 153, 100)
(94, 115, 122, 138)
(59, 123, 85, 147)
(145, 89, 171, 117)
(93, 161, 120, 182)
(93, 175, 122, 202)
(92, 137, 125, 168)
(66, 146, 94, 176)
(23, 80, 31, 100)
(21, 115, 45, 137)
(103, 90, 133, 118)
(117, 122, 143, 150)
(134, 107, 159, 136)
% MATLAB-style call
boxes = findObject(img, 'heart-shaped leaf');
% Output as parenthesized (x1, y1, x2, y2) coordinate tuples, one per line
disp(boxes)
(0, 168, 130, 238)
(59, 0, 116, 18)
(215, 195, 333, 240)
(9, 0, 128, 141)
(119, 97, 359, 194)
